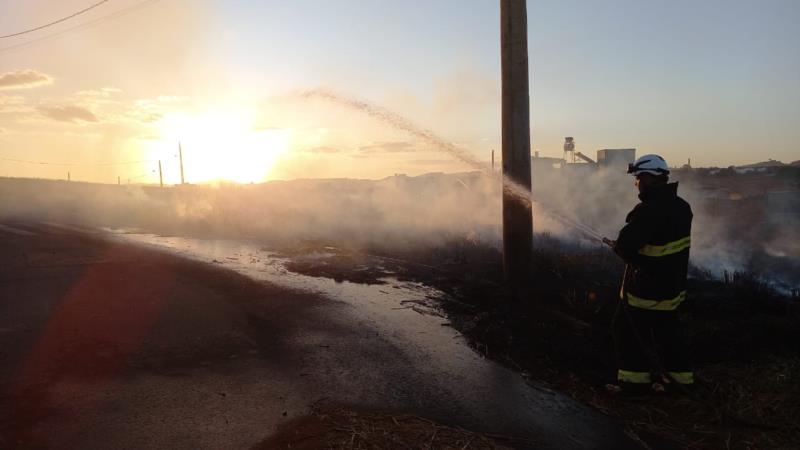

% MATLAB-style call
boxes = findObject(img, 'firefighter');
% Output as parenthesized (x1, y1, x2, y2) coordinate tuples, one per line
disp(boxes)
(606, 154, 694, 393)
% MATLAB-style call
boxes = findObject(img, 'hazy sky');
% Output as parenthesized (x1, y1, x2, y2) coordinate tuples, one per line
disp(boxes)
(0, 0, 798, 184)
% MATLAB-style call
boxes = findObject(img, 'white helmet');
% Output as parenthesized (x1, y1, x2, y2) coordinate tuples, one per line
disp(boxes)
(627, 154, 670, 176)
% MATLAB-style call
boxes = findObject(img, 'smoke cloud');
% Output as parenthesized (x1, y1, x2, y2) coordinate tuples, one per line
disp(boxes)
(0, 89, 796, 294)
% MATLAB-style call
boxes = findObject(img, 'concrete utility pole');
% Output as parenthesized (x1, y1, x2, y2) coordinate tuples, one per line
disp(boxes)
(158, 160, 164, 188)
(500, 0, 533, 286)
(178, 142, 185, 185)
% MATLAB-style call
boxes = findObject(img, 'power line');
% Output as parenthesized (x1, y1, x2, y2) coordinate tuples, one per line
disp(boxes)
(0, 0, 111, 39)
(0, 0, 160, 54)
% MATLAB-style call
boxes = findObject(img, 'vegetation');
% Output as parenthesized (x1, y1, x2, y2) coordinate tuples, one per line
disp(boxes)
(282, 235, 800, 448)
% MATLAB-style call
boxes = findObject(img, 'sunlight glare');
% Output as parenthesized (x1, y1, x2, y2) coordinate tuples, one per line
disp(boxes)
(152, 109, 290, 184)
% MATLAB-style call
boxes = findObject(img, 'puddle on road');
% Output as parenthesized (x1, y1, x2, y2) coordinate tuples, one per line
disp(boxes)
(106, 233, 475, 371)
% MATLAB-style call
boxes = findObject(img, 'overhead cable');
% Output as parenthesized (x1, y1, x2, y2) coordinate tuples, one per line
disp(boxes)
(0, 0, 159, 54)
(0, 0, 110, 39)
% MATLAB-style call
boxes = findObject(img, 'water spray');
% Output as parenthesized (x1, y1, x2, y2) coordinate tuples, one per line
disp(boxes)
(294, 87, 607, 243)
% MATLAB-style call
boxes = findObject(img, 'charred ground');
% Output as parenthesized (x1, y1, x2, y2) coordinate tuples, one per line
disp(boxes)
(279, 234, 800, 449)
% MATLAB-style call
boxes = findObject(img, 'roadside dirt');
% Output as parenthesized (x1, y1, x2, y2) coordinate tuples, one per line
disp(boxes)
(257, 404, 516, 450)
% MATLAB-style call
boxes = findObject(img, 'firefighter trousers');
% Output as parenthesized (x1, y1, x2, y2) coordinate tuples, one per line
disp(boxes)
(612, 302, 693, 385)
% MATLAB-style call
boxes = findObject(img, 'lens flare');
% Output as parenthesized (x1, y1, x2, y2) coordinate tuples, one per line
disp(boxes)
(149, 109, 290, 184)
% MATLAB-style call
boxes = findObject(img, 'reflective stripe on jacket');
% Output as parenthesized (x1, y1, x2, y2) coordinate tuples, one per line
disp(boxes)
(614, 182, 693, 310)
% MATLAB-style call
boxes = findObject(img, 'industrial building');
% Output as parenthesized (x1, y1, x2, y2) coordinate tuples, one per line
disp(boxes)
(597, 148, 636, 169)
(531, 137, 637, 175)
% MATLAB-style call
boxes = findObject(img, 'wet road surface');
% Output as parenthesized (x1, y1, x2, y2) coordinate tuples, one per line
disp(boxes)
(0, 222, 633, 449)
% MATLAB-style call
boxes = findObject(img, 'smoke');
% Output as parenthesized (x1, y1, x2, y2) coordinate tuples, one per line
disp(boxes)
(0, 88, 796, 294)
(294, 88, 539, 212)
(676, 179, 800, 293)
(0, 175, 502, 252)
(293, 87, 799, 292)
(1, 166, 796, 294)
(2, 88, 601, 252)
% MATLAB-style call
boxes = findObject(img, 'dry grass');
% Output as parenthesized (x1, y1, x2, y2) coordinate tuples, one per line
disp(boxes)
(258, 406, 517, 450)
(499, 348, 800, 448)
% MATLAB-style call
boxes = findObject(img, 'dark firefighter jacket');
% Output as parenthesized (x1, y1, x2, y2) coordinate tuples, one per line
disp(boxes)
(614, 182, 693, 311)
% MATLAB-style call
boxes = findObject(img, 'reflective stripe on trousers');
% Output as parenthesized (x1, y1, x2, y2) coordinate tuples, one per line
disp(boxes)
(625, 291, 687, 311)
(638, 236, 691, 257)
(617, 370, 651, 384)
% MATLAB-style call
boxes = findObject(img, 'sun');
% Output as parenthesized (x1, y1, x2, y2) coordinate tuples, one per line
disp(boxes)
(151, 109, 290, 184)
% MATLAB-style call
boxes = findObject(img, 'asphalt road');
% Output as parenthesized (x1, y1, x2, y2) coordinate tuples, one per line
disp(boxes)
(0, 221, 632, 449)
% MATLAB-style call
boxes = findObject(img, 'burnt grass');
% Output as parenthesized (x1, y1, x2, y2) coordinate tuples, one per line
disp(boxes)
(280, 234, 800, 449)
(257, 404, 514, 450)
